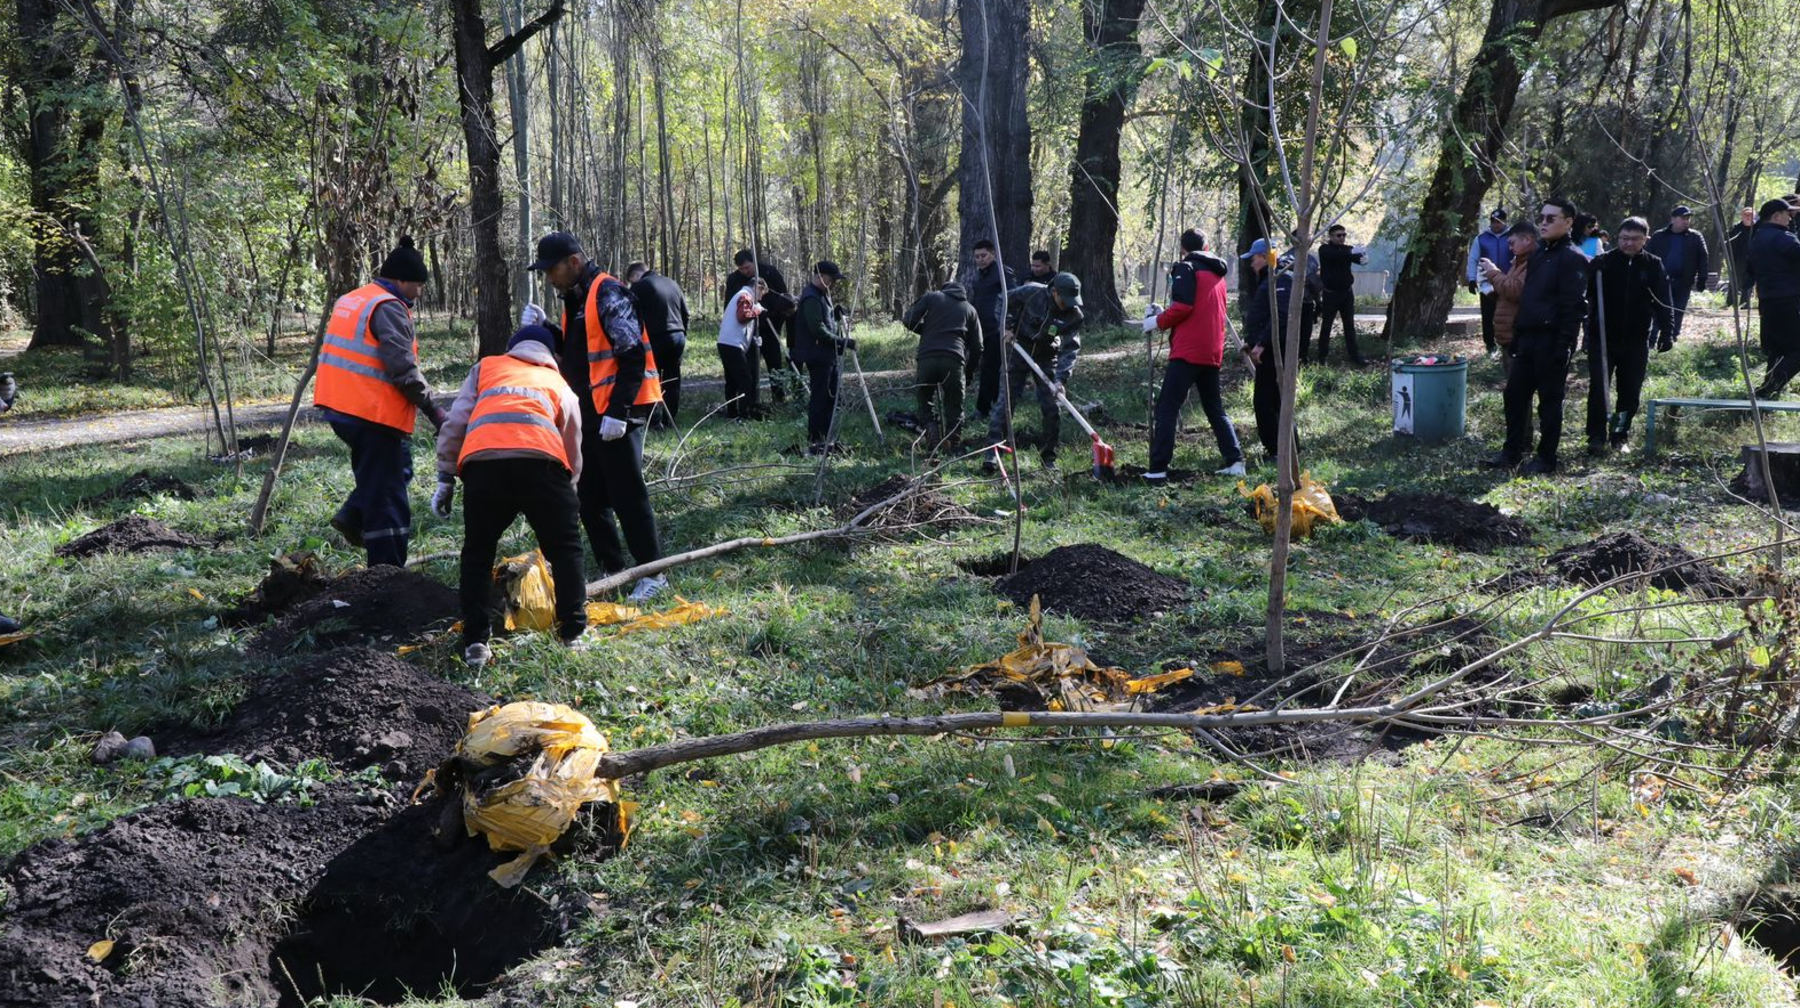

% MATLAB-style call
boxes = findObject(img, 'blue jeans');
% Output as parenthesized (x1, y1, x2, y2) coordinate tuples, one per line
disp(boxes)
(330, 419, 414, 566)
(1150, 359, 1242, 471)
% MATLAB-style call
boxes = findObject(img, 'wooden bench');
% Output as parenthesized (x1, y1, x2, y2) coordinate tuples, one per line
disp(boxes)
(1644, 397, 1800, 453)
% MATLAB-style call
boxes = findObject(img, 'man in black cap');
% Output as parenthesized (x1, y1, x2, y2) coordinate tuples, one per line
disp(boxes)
(625, 261, 689, 429)
(987, 271, 1084, 469)
(524, 232, 669, 603)
(1583, 216, 1672, 455)
(724, 249, 793, 404)
(1467, 208, 1513, 357)
(1646, 205, 1710, 342)
(313, 236, 445, 568)
(792, 260, 846, 452)
(1750, 199, 1800, 399)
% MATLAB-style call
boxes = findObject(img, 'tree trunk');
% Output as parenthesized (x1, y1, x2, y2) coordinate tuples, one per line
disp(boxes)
(1233, 0, 1279, 258)
(1060, 0, 1145, 327)
(1383, 0, 1622, 342)
(451, 0, 514, 357)
(956, 0, 1032, 276)
(501, 0, 534, 318)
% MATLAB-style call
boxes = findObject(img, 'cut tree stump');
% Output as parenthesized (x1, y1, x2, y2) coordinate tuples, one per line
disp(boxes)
(1734, 442, 1800, 507)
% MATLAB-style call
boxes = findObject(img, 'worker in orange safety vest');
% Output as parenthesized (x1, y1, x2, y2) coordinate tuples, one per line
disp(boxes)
(313, 236, 446, 567)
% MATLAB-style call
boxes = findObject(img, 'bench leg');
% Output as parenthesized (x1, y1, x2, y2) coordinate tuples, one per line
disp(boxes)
(1645, 405, 1657, 454)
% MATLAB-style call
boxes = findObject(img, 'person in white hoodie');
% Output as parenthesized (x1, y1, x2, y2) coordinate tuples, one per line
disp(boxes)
(432, 325, 587, 667)
(718, 276, 767, 419)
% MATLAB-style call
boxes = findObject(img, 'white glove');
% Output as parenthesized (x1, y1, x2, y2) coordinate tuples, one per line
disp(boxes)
(1141, 305, 1161, 333)
(520, 302, 546, 328)
(599, 415, 628, 441)
(431, 477, 455, 519)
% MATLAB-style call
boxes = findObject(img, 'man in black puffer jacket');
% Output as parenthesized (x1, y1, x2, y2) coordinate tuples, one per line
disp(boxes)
(1583, 217, 1672, 455)
(1751, 199, 1800, 399)
(1485, 198, 1588, 475)
(903, 282, 982, 447)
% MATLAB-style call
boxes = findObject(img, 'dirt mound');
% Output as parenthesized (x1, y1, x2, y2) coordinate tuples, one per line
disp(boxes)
(79, 470, 197, 506)
(1548, 531, 1742, 597)
(0, 792, 584, 1008)
(1348, 492, 1532, 551)
(54, 515, 206, 558)
(252, 566, 458, 655)
(842, 474, 981, 529)
(160, 647, 492, 774)
(224, 551, 331, 625)
(995, 544, 1189, 622)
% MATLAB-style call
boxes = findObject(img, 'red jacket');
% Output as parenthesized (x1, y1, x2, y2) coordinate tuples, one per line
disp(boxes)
(1157, 251, 1231, 367)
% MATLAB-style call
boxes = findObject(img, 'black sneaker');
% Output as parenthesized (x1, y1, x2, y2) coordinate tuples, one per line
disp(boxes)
(1586, 441, 1609, 458)
(1520, 456, 1557, 475)
(1481, 451, 1523, 469)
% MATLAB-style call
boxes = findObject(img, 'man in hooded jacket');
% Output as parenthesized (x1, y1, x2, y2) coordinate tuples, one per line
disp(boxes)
(903, 281, 982, 447)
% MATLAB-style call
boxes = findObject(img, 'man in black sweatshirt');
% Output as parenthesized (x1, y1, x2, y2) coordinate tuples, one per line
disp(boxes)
(1314, 224, 1367, 365)
(1485, 198, 1589, 475)
(1584, 217, 1672, 455)
(627, 261, 689, 428)
(1750, 199, 1800, 399)
(902, 282, 982, 447)
(965, 239, 1017, 418)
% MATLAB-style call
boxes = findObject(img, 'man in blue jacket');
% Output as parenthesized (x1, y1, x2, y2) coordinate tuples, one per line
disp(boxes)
(1467, 209, 1513, 357)
(1645, 205, 1710, 343)
(1750, 200, 1800, 399)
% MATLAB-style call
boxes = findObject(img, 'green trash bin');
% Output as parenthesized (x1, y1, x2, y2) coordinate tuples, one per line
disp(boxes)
(1391, 355, 1468, 442)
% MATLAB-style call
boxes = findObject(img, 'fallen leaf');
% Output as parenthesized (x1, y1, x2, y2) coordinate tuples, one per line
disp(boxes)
(87, 939, 113, 962)
(1212, 660, 1246, 677)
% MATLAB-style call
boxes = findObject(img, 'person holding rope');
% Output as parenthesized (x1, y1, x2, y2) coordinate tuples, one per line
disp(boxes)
(1582, 216, 1672, 455)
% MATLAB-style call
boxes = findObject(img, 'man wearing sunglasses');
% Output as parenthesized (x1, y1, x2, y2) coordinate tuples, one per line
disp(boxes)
(1484, 197, 1589, 475)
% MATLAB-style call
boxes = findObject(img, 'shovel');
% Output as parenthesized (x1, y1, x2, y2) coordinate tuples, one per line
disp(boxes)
(1008, 342, 1116, 482)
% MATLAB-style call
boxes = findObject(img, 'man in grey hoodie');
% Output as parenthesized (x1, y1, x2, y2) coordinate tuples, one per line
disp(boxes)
(903, 281, 982, 446)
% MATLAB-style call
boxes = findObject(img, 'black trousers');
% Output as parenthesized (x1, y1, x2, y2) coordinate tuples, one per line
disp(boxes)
(1150, 358, 1242, 471)
(1287, 303, 1320, 362)
(1251, 351, 1285, 457)
(1478, 292, 1498, 352)
(1666, 283, 1693, 341)
(975, 327, 1002, 416)
(987, 349, 1061, 461)
(1316, 290, 1361, 362)
(459, 457, 587, 645)
(1502, 332, 1572, 462)
(1584, 336, 1650, 444)
(807, 357, 841, 444)
(578, 422, 661, 574)
(717, 343, 759, 419)
(1759, 297, 1800, 396)
(329, 419, 413, 567)
(649, 333, 685, 426)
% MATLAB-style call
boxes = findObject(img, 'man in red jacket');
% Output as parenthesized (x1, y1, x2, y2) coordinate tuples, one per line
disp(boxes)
(1143, 228, 1245, 482)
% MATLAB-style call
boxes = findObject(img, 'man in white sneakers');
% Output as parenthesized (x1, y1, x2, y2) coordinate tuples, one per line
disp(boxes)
(1143, 228, 1246, 480)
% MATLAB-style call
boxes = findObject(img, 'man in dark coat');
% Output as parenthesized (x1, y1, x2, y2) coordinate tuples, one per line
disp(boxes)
(1750, 199, 1800, 399)
(1725, 207, 1757, 308)
(902, 281, 982, 447)
(965, 239, 1017, 418)
(986, 272, 1083, 469)
(1645, 205, 1709, 342)
(791, 261, 846, 450)
(1240, 239, 1299, 460)
(724, 249, 792, 403)
(1484, 198, 1589, 475)
(1315, 223, 1367, 364)
(1583, 217, 1672, 455)
(626, 261, 688, 428)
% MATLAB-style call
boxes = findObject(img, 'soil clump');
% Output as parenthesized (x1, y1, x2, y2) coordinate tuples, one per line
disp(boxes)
(223, 550, 331, 624)
(1546, 531, 1742, 597)
(54, 515, 206, 557)
(252, 566, 458, 655)
(842, 474, 981, 529)
(994, 544, 1188, 622)
(1341, 491, 1532, 551)
(159, 646, 492, 775)
(79, 470, 197, 507)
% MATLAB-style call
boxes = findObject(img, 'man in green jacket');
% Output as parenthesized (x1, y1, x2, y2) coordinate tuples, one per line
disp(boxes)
(903, 281, 982, 448)
(987, 272, 1084, 468)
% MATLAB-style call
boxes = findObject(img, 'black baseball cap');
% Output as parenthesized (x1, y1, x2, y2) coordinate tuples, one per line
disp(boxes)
(1050, 272, 1083, 307)
(1671, 205, 1694, 217)
(815, 260, 844, 279)
(1760, 199, 1794, 221)
(1489, 208, 1508, 222)
(527, 232, 584, 271)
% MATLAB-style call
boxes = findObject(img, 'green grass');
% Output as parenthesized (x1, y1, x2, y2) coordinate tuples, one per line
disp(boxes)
(2, 306, 1799, 1006)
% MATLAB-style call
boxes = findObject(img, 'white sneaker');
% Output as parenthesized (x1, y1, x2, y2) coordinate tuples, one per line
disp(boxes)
(462, 642, 492, 668)
(627, 575, 669, 603)
(1216, 461, 1247, 476)
(1141, 471, 1168, 483)
(559, 628, 595, 652)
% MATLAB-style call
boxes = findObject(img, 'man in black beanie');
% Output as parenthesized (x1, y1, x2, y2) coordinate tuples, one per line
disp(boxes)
(313, 236, 445, 567)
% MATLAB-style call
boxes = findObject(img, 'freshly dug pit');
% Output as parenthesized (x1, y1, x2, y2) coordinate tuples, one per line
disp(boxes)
(223, 550, 331, 625)
(1116, 463, 1203, 484)
(252, 566, 458, 655)
(159, 646, 492, 774)
(841, 474, 981, 530)
(995, 544, 1189, 622)
(0, 793, 582, 1008)
(956, 551, 1034, 577)
(79, 470, 197, 507)
(54, 515, 206, 558)
(1548, 531, 1742, 597)
(1346, 492, 1532, 551)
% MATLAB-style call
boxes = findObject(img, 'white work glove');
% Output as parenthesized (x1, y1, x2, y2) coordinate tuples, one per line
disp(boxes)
(520, 302, 546, 328)
(1141, 305, 1161, 333)
(599, 415, 628, 441)
(431, 477, 456, 519)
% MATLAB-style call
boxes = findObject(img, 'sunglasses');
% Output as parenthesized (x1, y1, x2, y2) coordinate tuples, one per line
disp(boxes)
(1537, 213, 1563, 222)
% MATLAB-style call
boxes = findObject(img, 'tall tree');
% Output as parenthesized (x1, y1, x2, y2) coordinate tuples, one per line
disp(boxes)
(1383, 0, 1623, 342)
(1061, 0, 1147, 326)
(450, 0, 564, 356)
(956, 0, 1032, 275)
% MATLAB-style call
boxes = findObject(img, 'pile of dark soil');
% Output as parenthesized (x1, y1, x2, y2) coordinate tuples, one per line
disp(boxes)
(251, 566, 458, 655)
(994, 544, 1189, 622)
(1547, 531, 1742, 597)
(842, 474, 981, 529)
(1342, 492, 1532, 551)
(159, 647, 492, 775)
(0, 792, 585, 1008)
(79, 470, 197, 507)
(54, 515, 206, 558)
(223, 551, 331, 625)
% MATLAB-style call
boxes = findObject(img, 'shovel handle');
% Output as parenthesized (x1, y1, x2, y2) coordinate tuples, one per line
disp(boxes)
(1009, 342, 1098, 439)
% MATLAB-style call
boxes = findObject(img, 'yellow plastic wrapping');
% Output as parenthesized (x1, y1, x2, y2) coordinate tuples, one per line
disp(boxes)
(453, 701, 622, 887)
(497, 551, 558, 632)
(1238, 472, 1341, 538)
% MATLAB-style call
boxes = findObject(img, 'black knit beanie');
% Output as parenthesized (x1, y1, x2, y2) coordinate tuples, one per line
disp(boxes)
(378, 236, 429, 283)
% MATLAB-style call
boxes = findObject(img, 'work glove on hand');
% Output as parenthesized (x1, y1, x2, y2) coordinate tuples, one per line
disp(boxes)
(431, 477, 456, 519)
(426, 402, 448, 432)
(520, 303, 546, 328)
(1467, 281, 1479, 296)
(599, 415, 628, 441)
(831, 304, 847, 323)
(1141, 306, 1161, 333)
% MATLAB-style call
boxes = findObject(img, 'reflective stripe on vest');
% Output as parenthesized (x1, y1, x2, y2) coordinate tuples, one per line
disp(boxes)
(456, 356, 573, 472)
(581, 273, 663, 414)
(313, 282, 419, 433)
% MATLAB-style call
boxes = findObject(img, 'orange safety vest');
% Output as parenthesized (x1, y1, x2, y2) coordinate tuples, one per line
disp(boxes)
(565, 272, 662, 415)
(314, 282, 420, 433)
(456, 355, 573, 473)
